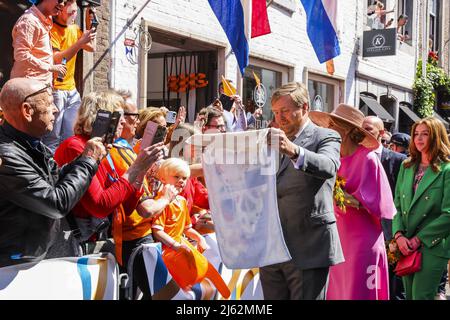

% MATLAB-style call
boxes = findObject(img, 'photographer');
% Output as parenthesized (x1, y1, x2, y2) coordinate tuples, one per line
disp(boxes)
(0, 78, 105, 267)
(54, 91, 164, 259)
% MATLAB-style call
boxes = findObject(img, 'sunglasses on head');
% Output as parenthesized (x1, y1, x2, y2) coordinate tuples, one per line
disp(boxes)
(23, 84, 52, 103)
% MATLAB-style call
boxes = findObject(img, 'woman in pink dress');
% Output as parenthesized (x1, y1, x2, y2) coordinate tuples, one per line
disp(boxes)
(310, 104, 396, 300)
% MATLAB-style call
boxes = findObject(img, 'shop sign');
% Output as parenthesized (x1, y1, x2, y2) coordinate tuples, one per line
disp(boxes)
(363, 28, 397, 57)
(253, 83, 267, 108)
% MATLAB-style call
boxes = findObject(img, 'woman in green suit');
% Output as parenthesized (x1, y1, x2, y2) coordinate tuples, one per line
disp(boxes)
(393, 117, 450, 300)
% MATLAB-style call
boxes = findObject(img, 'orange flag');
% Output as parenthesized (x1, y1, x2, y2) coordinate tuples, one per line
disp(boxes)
(326, 59, 335, 75)
(221, 75, 236, 96)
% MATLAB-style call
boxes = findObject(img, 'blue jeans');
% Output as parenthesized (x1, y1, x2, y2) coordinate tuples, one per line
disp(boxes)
(42, 89, 81, 152)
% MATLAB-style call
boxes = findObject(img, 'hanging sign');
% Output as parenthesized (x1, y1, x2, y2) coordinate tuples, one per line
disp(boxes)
(362, 28, 397, 57)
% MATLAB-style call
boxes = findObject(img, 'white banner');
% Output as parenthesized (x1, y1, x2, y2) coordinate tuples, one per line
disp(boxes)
(0, 253, 119, 300)
(192, 129, 291, 269)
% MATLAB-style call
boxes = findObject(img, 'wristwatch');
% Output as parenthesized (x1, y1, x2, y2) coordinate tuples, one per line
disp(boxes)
(290, 145, 300, 161)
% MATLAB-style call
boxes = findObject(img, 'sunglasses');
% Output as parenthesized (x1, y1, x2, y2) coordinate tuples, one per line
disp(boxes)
(23, 84, 52, 103)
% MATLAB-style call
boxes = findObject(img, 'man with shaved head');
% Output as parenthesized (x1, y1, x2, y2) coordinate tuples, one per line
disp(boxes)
(0, 78, 106, 267)
(362, 116, 406, 198)
(362, 115, 406, 300)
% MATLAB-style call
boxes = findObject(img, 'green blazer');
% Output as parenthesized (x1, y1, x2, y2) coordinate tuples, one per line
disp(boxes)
(393, 161, 450, 259)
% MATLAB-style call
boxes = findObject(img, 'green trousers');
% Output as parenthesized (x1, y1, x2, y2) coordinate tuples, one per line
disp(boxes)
(402, 249, 448, 300)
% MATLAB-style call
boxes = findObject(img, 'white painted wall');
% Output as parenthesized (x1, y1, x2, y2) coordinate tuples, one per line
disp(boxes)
(109, 0, 417, 108)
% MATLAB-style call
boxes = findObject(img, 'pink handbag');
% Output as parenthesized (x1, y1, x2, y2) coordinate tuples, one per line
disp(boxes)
(394, 250, 422, 276)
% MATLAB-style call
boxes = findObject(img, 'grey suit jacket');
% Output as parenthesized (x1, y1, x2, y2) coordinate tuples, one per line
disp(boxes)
(276, 122, 345, 270)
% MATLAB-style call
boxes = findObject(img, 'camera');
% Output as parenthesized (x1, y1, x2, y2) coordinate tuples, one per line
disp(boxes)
(91, 110, 121, 144)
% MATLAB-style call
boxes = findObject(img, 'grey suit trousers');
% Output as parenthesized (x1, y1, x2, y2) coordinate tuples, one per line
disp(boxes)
(260, 260, 329, 300)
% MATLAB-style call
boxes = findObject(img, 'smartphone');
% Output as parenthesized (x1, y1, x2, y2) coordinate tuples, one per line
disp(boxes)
(91, 110, 112, 140)
(219, 94, 234, 112)
(153, 125, 167, 144)
(91, 20, 99, 31)
(165, 111, 177, 124)
(140, 121, 168, 150)
(104, 111, 121, 145)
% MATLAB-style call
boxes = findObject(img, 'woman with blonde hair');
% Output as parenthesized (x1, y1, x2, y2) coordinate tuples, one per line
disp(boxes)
(54, 91, 164, 258)
(136, 107, 167, 139)
(310, 104, 396, 300)
(392, 117, 450, 300)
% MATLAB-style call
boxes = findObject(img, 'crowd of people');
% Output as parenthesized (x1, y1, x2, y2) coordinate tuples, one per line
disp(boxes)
(0, 0, 450, 301)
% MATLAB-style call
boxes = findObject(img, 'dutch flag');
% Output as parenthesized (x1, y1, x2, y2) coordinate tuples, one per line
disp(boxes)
(208, 0, 271, 75)
(300, 0, 341, 63)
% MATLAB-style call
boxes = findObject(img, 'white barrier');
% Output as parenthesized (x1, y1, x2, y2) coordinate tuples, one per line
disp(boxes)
(0, 253, 119, 300)
(140, 236, 263, 300)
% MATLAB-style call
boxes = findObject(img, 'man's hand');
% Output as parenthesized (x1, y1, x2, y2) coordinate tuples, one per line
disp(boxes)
(160, 184, 179, 203)
(49, 64, 67, 76)
(134, 142, 165, 171)
(267, 128, 298, 158)
(79, 28, 96, 45)
(82, 137, 107, 163)
(254, 107, 263, 118)
(396, 235, 414, 256)
(230, 95, 244, 114)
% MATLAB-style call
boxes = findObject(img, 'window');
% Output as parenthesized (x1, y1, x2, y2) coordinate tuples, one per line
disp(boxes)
(429, 0, 440, 52)
(308, 80, 335, 113)
(242, 65, 282, 124)
(397, 0, 413, 44)
(308, 73, 343, 113)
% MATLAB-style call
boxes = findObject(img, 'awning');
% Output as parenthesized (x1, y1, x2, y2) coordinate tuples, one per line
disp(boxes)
(399, 104, 421, 122)
(360, 96, 395, 122)
(433, 112, 449, 130)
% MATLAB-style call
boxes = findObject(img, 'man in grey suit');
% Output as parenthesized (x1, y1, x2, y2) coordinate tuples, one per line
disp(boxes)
(261, 82, 344, 300)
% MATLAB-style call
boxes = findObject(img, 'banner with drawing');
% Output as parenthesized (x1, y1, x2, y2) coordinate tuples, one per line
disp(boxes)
(189, 129, 291, 269)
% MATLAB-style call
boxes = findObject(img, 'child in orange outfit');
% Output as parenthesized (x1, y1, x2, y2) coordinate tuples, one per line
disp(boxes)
(151, 158, 230, 298)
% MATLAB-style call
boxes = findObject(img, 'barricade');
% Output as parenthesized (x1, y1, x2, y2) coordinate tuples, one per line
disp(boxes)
(0, 253, 119, 300)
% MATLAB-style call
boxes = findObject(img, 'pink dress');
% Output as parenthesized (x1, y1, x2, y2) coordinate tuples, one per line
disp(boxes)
(327, 146, 395, 300)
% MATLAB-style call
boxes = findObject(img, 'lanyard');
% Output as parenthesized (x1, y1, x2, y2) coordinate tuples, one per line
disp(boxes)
(106, 153, 119, 183)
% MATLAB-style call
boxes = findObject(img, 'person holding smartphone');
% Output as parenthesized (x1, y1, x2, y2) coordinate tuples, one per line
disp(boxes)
(0, 78, 106, 267)
(106, 96, 178, 299)
(54, 91, 164, 261)
(42, 0, 97, 152)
